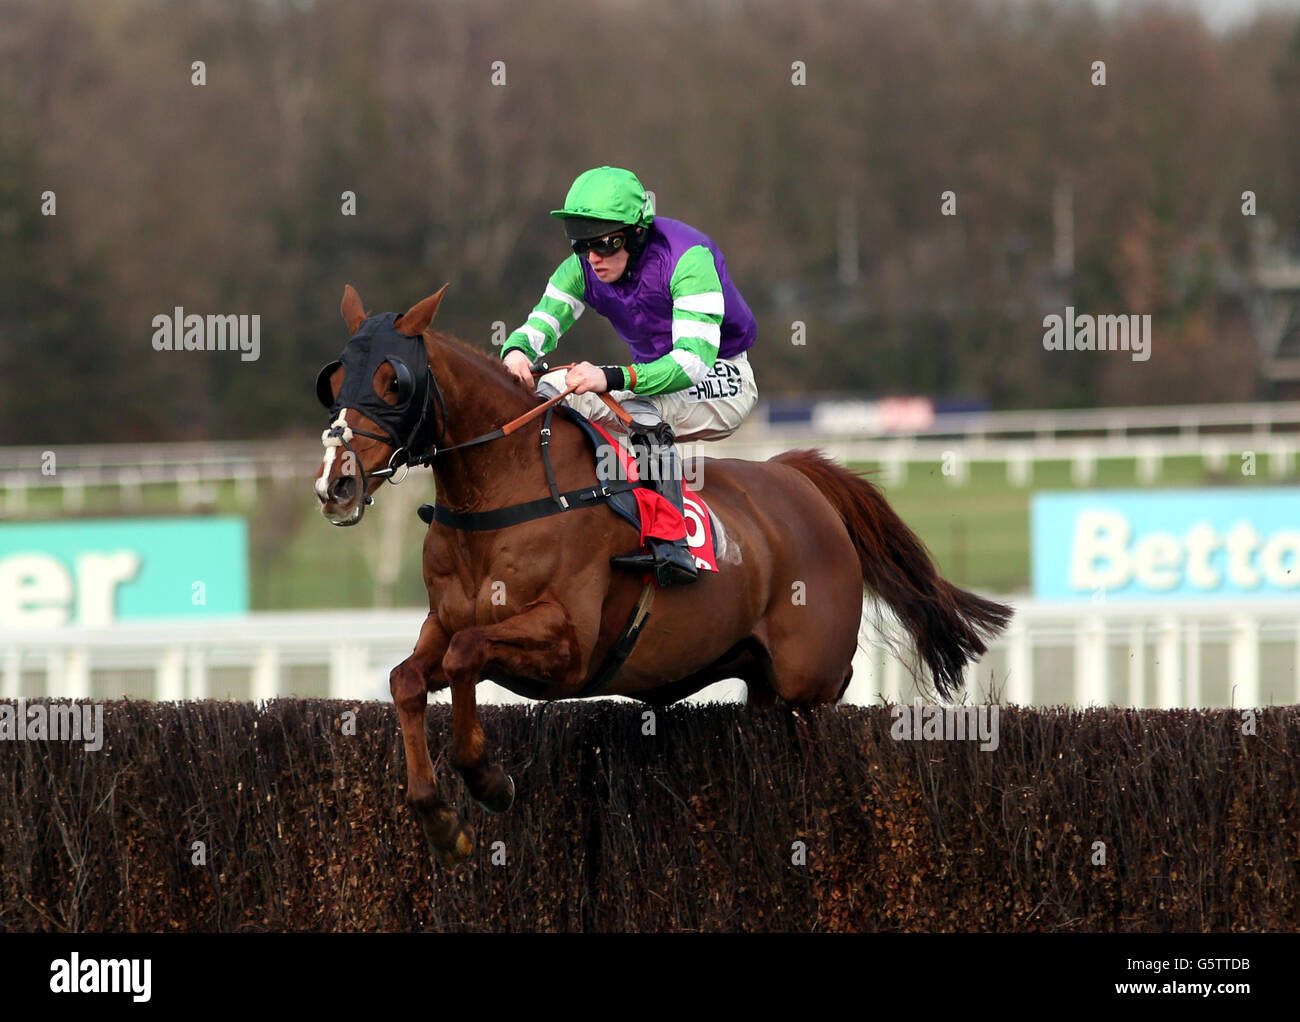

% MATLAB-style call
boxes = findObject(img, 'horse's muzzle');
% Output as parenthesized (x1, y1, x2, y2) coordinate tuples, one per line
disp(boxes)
(317, 473, 373, 526)
(327, 474, 356, 506)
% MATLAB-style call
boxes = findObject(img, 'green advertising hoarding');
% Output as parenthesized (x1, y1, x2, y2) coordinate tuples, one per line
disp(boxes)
(0, 517, 248, 628)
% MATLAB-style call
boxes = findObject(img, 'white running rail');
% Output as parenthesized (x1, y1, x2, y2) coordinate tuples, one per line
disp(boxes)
(2, 400, 1299, 514)
(3, 600, 1298, 708)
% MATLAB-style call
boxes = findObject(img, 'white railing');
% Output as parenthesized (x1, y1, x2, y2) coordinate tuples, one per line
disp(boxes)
(3, 433, 1292, 517)
(699, 434, 1298, 488)
(849, 599, 1300, 708)
(2, 400, 1298, 514)
(4, 600, 1298, 708)
(701, 400, 1300, 485)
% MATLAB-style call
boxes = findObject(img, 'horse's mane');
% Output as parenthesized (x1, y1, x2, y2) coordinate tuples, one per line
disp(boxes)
(425, 329, 539, 401)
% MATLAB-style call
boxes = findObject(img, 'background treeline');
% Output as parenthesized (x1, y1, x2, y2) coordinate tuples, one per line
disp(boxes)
(1, 0, 1297, 444)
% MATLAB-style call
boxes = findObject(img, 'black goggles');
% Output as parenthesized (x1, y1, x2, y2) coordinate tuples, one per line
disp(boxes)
(570, 230, 628, 257)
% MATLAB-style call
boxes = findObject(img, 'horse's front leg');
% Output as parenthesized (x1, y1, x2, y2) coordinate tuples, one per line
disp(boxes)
(441, 601, 582, 817)
(390, 612, 472, 865)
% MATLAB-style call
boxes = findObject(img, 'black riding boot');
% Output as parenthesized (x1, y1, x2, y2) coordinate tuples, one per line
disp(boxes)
(610, 422, 699, 586)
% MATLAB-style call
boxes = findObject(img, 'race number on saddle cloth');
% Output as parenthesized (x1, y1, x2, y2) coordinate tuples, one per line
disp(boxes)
(566, 410, 721, 573)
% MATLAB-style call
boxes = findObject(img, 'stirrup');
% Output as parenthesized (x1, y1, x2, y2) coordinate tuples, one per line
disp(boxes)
(655, 542, 700, 586)
(611, 539, 699, 586)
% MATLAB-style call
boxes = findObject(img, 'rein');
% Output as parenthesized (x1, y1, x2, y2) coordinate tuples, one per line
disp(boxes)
(413, 360, 653, 531)
(340, 358, 634, 482)
(409, 376, 578, 464)
(411, 360, 634, 465)
(324, 348, 651, 528)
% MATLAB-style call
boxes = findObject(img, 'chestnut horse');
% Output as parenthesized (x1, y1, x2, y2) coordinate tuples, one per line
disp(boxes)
(314, 285, 1012, 865)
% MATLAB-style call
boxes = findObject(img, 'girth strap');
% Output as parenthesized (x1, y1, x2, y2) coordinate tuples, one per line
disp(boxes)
(577, 580, 656, 698)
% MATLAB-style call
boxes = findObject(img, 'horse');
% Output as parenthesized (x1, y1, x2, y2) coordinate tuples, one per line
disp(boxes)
(314, 284, 1013, 865)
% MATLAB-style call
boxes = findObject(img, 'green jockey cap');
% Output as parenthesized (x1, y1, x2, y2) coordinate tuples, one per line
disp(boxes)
(550, 166, 656, 240)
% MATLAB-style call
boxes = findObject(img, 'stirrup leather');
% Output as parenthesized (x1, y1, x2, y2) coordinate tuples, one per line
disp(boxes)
(611, 425, 699, 586)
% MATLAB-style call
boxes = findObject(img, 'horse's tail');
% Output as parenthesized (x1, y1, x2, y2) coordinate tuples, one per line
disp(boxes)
(774, 449, 1013, 700)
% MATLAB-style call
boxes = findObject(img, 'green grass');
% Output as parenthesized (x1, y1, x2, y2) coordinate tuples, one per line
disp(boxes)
(5, 452, 1296, 606)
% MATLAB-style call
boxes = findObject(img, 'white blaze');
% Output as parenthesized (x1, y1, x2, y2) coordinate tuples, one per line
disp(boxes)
(316, 411, 352, 500)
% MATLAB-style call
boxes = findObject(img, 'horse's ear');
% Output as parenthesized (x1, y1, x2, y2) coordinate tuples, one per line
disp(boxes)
(396, 283, 450, 337)
(341, 285, 366, 334)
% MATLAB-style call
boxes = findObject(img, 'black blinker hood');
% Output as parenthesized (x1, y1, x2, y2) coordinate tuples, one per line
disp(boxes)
(316, 312, 434, 456)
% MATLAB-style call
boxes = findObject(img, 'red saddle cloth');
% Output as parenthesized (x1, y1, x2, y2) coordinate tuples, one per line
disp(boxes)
(588, 421, 720, 572)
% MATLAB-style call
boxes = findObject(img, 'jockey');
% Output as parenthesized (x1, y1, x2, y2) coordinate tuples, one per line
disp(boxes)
(501, 166, 759, 586)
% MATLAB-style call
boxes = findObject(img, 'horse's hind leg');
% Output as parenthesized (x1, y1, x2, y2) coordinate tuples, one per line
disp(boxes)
(765, 622, 860, 705)
(757, 579, 861, 707)
(836, 665, 854, 702)
(745, 664, 850, 706)
(746, 680, 780, 706)
(440, 601, 580, 817)
(391, 613, 473, 866)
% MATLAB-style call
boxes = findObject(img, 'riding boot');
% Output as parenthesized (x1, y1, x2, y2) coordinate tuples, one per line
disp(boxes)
(610, 420, 699, 586)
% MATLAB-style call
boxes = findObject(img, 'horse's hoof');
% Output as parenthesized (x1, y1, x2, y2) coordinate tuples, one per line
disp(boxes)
(433, 822, 475, 866)
(474, 770, 515, 815)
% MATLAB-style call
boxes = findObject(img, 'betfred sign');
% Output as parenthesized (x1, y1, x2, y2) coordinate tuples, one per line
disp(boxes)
(0, 517, 247, 628)
(1032, 490, 1300, 600)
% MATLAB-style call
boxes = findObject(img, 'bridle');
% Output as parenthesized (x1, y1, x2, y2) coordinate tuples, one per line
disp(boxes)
(320, 359, 449, 488)
(318, 347, 618, 525)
